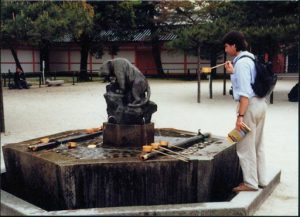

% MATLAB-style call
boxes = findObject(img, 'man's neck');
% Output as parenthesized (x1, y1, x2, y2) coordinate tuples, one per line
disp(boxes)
(235, 51, 241, 57)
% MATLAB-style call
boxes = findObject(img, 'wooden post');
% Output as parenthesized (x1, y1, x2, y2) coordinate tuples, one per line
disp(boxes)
(223, 52, 227, 95)
(0, 74, 5, 132)
(197, 46, 201, 103)
(209, 74, 212, 99)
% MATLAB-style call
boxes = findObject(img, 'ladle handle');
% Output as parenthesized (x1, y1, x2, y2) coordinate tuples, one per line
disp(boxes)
(159, 146, 189, 160)
(168, 144, 185, 150)
(152, 149, 188, 162)
(210, 61, 228, 70)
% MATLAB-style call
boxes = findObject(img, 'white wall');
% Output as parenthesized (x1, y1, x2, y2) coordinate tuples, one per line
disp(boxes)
(1, 45, 225, 75)
(1, 49, 40, 73)
(161, 50, 185, 74)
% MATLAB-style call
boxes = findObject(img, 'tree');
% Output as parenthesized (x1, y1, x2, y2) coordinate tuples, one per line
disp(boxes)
(168, 1, 299, 65)
(167, 1, 298, 102)
(30, 2, 68, 73)
(166, 1, 223, 102)
(133, 1, 200, 76)
(62, 1, 136, 81)
(243, 1, 298, 59)
(1, 1, 34, 71)
(207, 1, 299, 59)
(60, 1, 94, 81)
(1, 1, 70, 74)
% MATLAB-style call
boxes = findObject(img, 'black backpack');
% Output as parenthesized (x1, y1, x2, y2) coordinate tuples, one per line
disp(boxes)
(238, 55, 277, 98)
(288, 82, 299, 102)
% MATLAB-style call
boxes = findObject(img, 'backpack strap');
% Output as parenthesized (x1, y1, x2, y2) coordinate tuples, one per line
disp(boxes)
(236, 55, 256, 84)
(237, 55, 255, 62)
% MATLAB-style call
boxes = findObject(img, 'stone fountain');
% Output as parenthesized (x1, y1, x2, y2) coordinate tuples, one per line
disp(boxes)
(1, 58, 280, 215)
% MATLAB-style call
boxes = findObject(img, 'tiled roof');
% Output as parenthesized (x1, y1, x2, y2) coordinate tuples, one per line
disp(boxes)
(55, 29, 177, 42)
(130, 29, 177, 41)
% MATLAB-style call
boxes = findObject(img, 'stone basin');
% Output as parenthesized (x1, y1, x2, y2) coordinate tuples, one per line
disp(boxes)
(2, 128, 242, 211)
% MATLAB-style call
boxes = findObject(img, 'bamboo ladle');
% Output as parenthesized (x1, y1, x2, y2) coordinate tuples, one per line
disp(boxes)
(201, 61, 230, 74)
(142, 144, 188, 162)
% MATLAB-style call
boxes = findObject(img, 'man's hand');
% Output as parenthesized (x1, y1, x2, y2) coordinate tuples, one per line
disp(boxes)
(225, 61, 234, 74)
(235, 116, 244, 131)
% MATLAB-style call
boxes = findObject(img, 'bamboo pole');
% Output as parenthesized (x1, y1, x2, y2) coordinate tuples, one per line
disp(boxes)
(151, 149, 189, 162)
(140, 133, 211, 161)
(159, 146, 189, 160)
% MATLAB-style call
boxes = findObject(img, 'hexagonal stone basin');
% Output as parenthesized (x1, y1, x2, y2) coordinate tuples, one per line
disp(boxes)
(2, 128, 242, 211)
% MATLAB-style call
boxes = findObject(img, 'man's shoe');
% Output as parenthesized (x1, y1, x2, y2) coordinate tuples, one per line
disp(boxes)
(258, 184, 267, 189)
(232, 183, 258, 192)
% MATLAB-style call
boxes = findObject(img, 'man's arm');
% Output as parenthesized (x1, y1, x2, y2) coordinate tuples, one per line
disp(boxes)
(236, 96, 249, 130)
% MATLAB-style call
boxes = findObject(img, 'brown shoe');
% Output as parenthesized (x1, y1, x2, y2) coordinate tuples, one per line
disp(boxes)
(232, 183, 258, 192)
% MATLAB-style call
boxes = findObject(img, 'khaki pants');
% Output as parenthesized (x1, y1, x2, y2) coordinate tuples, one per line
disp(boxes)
(236, 97, 268, 189)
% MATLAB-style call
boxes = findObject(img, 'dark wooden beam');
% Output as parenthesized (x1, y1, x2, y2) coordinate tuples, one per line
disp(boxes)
(0, 74, 5, 132)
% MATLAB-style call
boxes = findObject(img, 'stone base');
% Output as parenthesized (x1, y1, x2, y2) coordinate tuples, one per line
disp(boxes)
(0, 168, 281, 216)
(103, 122, 154, 147)
(1, 129, 241, 211)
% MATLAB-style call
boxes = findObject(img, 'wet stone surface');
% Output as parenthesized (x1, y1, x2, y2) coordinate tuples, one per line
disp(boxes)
(53, 140, 141, 160)
(48, 132, 218, 160)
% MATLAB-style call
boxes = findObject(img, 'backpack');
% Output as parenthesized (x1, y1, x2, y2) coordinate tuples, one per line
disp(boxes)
(238, 55, 278, 98)
(288, 82, 299, 102)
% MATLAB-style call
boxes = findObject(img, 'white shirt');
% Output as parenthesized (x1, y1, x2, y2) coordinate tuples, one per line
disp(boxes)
(230, 51, 257, 101)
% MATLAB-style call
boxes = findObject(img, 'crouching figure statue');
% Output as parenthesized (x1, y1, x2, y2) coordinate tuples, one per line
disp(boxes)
(99, 58, 157, 125)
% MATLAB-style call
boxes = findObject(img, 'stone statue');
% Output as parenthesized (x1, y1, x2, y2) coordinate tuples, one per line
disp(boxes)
(99, 58, 150, 107)
(99, 58, 157, 125)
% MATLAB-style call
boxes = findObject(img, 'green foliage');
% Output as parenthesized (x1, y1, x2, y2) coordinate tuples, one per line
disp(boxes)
(60, 1, 94, 42)
(238, 1, 299, 55)
(32, 3, 67, 43)
(1, 1, 33, 43)
(1, 1, 297, 68)
(1, 1, 96, 46)
(167, 1, 299, 59)
(166, 2, 225, 59)
(86, 1, 136, 58)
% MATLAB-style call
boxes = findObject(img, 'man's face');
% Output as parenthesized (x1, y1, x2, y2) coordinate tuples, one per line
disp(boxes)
(224, 43, 237, 57)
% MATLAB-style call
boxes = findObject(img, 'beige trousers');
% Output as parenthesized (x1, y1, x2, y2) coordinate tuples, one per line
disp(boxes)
(236, 97, 268, 189)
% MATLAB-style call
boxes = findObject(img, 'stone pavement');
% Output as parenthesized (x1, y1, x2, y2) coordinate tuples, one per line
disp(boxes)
(0, 78, 298, 215)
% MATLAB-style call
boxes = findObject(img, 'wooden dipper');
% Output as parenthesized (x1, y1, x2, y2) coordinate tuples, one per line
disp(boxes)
(151, 143, 160, 149)
(142, 145, 153, 153)
(159, 140, 169, 147)
(201, 62, 229, 74)
(40, 137, 50, 143)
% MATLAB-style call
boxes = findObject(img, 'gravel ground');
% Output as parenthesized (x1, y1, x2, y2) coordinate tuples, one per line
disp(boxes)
(0, 78, 298, 215)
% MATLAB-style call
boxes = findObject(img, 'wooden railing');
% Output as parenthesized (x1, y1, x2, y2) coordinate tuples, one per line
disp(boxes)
(1, 70, 42, 87)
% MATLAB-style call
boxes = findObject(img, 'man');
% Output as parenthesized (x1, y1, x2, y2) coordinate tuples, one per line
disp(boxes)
(223, 31, 268, 192)
(14, 67, 29, 89)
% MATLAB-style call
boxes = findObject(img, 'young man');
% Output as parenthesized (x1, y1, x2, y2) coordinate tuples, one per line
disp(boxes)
(223, 31, 268, 192)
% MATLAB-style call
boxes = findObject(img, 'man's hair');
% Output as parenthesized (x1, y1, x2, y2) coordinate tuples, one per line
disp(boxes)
(222, 31, 248, 51)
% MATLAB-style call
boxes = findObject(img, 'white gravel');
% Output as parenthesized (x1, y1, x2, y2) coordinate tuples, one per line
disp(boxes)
(0, 78, 298, 215)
